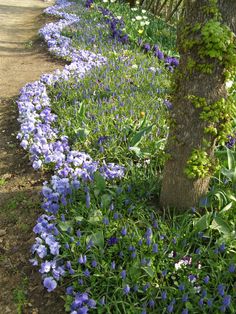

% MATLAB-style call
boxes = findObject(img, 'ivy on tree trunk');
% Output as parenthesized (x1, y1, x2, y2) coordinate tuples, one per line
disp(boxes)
(160, 0, 236, 210)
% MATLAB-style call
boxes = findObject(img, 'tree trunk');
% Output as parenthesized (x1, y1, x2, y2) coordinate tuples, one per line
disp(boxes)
(166, 0, 184, 22)
(160, 0, 235, 210)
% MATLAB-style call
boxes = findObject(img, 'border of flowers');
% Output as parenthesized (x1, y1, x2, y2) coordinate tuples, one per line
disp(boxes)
(17, 0, 125, 300)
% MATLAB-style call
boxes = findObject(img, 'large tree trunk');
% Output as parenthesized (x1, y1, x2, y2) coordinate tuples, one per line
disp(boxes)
(160, 0, 235, 210)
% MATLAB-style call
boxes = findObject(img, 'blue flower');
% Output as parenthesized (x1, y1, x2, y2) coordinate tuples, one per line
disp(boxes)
(78, 255, 87, 264)
(203, 275, 210, 284)
(121, 269, 126, 280)
(107, 236, 118, 246)
(66, 286, 74, 295)
(229, 264, 235, 273)
(161, 291, 167, 300)
(43, 277, 57, 292)
(222, 295, 231, 307)
(123, 284, 130, 295)
(84, 269, 90, 277)
(91, 260, 97, 268)
(121, 227, 127, 236)
(218, 284, 225, 297)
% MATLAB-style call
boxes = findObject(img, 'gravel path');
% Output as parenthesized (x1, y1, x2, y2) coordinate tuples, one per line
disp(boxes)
(0, 0, 65, 312)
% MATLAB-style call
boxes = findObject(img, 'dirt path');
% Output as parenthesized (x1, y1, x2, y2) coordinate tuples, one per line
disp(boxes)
(0, 0, 65, 313)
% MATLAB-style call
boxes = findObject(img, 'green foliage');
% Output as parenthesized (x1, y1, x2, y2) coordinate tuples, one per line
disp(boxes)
(200, 19, 236, 68)
(185, 149, 213, 179)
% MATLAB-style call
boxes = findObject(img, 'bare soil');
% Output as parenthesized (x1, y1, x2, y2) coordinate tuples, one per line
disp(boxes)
(0, 0, 66, 313)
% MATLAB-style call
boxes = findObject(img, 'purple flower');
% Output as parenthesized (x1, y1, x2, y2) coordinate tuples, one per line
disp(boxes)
(182, 294, 188, 302)
(161, 291, 167, 300)
(167, 303, 174, 313)
(107, 236, 118, 246)
(219, 243, 226, 252)
(229, 264, 235, 273)
(222, 295, 231, 307)
(179, 283, 185, 291)
(143, 43, 151, 53)
(123, 284, 130, 295)
(149, 299, 155, 308)
(43, 277, 57, 292)
(78, 255, 87, 264)
(103, 217, 109, 225)
(121, 227, 127, 236)
(111, 261, 116, 270)
(198, 298, 204, 307)
(152, 243, 158, 253)
(91, 260, 97, 268)
(121, 269, 126, 280)
(66, 286, 74, 295)
(203, 275, 210, 284)
(84, 269, 90, 277)
(218, 284, 225, 297)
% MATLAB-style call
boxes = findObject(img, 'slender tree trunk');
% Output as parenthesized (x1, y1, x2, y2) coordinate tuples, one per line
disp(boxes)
(160, 0, 235, 210)
(166, 0, 183, 22)
(167, 0, 174, 17)
(156, 0, 169, 16)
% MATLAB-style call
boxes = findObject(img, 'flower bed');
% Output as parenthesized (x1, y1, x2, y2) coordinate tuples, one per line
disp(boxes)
(16, 0, 236, 313)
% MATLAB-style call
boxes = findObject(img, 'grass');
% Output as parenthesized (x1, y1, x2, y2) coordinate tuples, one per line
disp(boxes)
(13, 278, 28, 314)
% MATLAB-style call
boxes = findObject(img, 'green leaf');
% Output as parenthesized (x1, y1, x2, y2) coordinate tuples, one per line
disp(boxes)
(128, 260, 141, 279)
(220, 202, 233, 213)
(129, 146, 141, 157)
(88, 210, 103, 224)
(210, 213, 231, 235)
(94, 172, 106, 193)
(142, 266, 155, 278)
(129, 124, 154, 147)
(87, 231, 104, 249)
(101, 194, 112, 208)
(74, 216, 84, 222)
(78, 102, 86, 119)
(193, 213, 211, 233)
(227, 148, 235, 170)
(221, 168, 236, 182)
(77, 128, 90, 139)
(58, 220, 73, 232)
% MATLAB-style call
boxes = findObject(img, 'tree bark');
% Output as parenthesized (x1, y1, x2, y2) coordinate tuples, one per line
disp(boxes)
(166, 0, 184, 22)
(160, 0, 235, 210)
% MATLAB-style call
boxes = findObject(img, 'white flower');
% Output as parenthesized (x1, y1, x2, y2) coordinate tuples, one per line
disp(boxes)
(110, 0, 116, 2)
(193, 285, 201, 293)
(142, 9, 146, 13)
(132, 64, 138, 69)
(116, 16, 122, 20)
(131, 7, 138, 11)
(103, 0, 108, 2)
(131, 18, 135, 22)
(145, 21, 150, 25)
(143, 16, 148, 19)
(140, 21, 146, 26)
(135, 15, 142, 20)
(226, 80, 234, 89)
